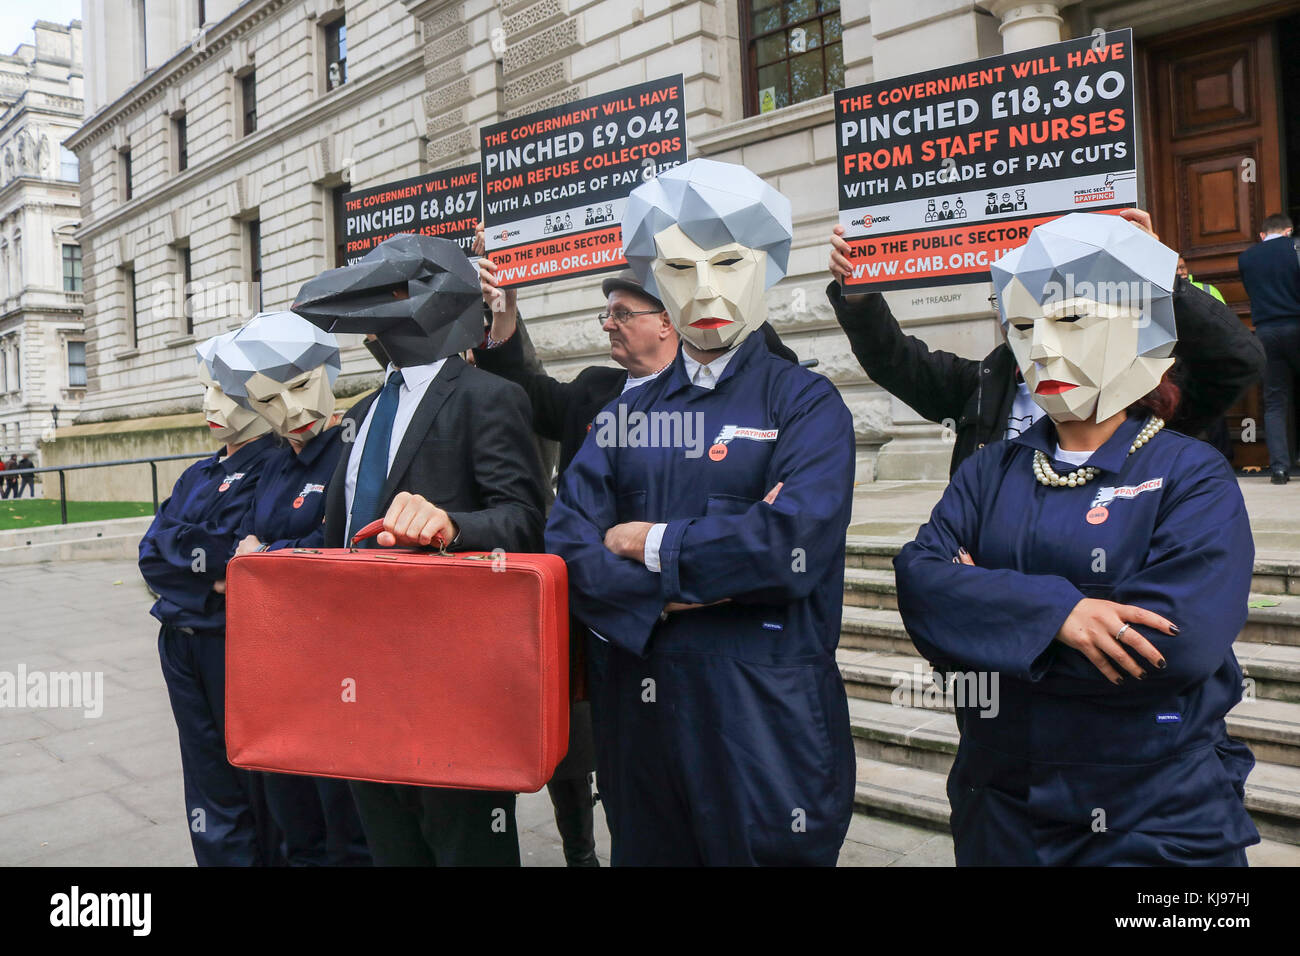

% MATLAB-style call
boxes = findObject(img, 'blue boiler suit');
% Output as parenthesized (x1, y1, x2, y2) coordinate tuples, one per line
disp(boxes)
(894, 415, 1260, 866)
(230, 425, 371, 866)
(545, 331, 857, 866)
(138, 436, 274, 866)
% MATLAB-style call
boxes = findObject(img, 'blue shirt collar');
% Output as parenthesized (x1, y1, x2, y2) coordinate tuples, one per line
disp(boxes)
(1010, 414, 1149, 475)
(662, 329, 767, 399)
(292, 422, 342, 468)
(220, 433, 272, 472)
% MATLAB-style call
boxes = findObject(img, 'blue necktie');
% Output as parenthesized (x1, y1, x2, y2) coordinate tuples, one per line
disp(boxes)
(349, 369, 404, 545)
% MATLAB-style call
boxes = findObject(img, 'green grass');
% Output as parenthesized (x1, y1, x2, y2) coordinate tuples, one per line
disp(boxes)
(0, 499, 155, 530)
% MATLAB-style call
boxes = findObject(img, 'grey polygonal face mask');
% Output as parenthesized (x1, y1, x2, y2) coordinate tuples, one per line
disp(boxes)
(989, 212, 1178, 424)
(213, 311, 342, 442)
(291, 234, 483, 368)
(622, 158, 793, 351)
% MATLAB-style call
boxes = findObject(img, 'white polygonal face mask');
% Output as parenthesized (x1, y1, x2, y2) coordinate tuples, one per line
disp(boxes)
(1000, 287, 1173, 423)
(197, 360, 271, 444)
(649, 224, 768, 352)
(243, 366, 336, 442)
(991, 212, 1179, 424)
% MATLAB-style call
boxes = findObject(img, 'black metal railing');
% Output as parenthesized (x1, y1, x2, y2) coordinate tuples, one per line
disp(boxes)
(1, 452, 211, 524)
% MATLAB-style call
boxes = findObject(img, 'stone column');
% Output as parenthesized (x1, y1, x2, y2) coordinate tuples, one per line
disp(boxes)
(977, 0, 1078, 54)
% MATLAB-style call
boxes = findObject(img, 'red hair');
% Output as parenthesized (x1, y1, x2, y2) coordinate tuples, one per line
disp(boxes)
(1128, 371, 1181, 421)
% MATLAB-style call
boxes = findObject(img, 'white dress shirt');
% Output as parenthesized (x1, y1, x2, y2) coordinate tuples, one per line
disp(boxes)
(343, 358, 446, 541)
(1004, 379, 1045, 440)
(622, 363, 670, 393)
(641, 342, 743, 572)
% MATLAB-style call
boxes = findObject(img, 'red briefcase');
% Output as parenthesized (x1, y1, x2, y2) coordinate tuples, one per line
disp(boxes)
(224, 520, 569, 793)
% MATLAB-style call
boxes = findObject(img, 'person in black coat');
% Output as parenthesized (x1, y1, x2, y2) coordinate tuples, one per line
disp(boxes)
(296, 234, 548, 866)
(1237, 212, 1300, 483)
(827, 209, 1266, 475)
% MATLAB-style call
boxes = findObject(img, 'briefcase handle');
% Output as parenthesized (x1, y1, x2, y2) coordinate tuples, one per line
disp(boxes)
(350, 518, 449, 555)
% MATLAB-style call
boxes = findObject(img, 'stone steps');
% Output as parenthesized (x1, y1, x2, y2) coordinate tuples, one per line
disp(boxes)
(0, 516, 151, 566)
(840, 607, 1300, 699)
(851, 754, 1300, 865)
(844, 693, 1300, 846)
(847, 535, 1300, 597)
(842, 658, 1300, 769)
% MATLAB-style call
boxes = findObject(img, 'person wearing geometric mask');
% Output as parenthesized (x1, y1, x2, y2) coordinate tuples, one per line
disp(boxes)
(139, 331, 276, 866)
(216, 311, 371, 866)
(546, 158, 858, 865)
(292, 233, 547, 866)
(826, 210, 1263, 476)
(893, 212, 1259, 866)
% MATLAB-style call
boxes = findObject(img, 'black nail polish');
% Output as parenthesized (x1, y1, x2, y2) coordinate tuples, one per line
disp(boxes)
(959, 547, 969, 556)
(1157, 659, 1167, 669)
(1170, 624, 1180, 635)
(1116, 675, 1124, 684)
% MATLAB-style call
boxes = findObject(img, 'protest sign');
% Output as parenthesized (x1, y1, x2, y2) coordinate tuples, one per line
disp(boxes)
(835, 29, 1137, 291)
(341, 164, 480, 265)
(481, 75, 688, 288)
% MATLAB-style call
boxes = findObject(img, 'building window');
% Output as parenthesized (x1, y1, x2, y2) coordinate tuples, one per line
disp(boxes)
(62, 245, 82, 292)
(174, 114, 188, 172)
(743, 0, 844, 116)
(68, 340, 86, 388)
(125, 268, 139, 349)
(240, 72, 258, 136)
(4, 339, 21, 392)
(120, 147, 133, 201)
(325, 18, 348, 91)
(248, 219, 263, 310)
(181, 247, 195, 335)
(60, 146, 79, 181)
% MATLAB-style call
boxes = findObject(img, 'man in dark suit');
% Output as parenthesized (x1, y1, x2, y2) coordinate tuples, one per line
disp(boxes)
(295, 234, 547, 865)
(1238, 212, 1300, 483)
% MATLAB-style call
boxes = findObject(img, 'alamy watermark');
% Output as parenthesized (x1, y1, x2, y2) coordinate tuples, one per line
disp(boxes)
(890, 664, 999, 718)
(0, 665, 103, 718)
(593, 407, 706, 459)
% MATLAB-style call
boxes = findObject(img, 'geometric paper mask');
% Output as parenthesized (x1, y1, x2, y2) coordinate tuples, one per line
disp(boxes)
(214, 311, 342, 443)
(194, 332, 272, 445)
(989, 212, 1178, 423)
(290, 234, 483, 368)
(622, 159, 793, 351)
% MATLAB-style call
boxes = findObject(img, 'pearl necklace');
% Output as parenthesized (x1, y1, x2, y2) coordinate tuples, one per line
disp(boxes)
(1032, 417, 1164, 488)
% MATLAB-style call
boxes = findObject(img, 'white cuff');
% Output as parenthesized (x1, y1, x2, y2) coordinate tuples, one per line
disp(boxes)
(643, 522, 667, 572)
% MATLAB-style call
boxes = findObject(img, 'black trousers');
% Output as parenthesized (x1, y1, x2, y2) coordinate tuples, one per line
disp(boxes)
(348, 781, 519, 866)
(1257, 319, 1300, 472)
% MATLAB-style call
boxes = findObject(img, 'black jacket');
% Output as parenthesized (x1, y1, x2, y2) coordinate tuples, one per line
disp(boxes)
(827, 277, 1266, 475)
(1238, 237, 1300, 325)
(322, 355, 546, 552)
(474, 328, 627, 477)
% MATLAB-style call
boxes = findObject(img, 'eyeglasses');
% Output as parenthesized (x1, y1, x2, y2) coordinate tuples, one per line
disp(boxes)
(597, 308, 663, 325)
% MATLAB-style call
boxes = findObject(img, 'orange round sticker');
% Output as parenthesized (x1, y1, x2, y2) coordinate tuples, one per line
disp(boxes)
(708, 443, 728, 461)
(218, 482, 231, 492)
(292, 496, 305, 509)
(1086, 506, 1109, 525)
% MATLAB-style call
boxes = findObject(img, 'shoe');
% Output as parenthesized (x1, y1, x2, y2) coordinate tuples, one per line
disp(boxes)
(1271, 468, 1290, 485)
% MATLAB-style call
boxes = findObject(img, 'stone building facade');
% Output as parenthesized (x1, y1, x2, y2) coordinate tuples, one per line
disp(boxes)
(0, 21, 85, 471)
(60, 0, 426, 497)
(61, 0, 1300, 497)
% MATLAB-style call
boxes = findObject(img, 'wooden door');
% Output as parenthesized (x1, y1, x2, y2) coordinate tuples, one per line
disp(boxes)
(1143, 16, 1285, 469)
